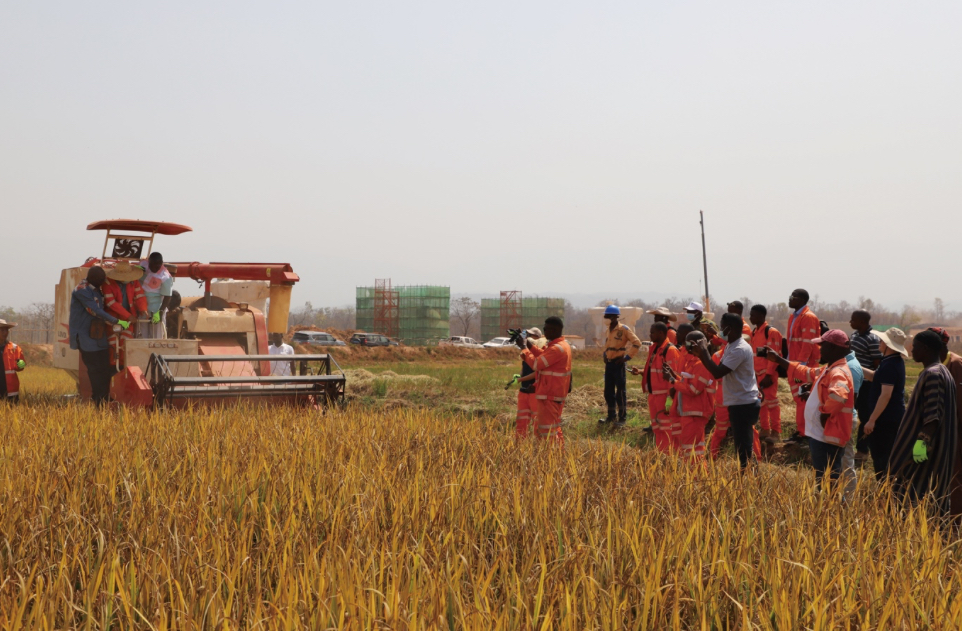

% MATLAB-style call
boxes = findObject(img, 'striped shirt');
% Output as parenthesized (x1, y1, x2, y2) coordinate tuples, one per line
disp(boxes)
(850, 329, 882, 371)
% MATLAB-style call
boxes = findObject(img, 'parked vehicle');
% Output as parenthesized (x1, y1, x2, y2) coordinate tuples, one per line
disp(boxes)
(438, 336, 484, 349)
(291, 331, 347, 346)
(483, 337, 514, 348)
(350, 333, 399, 346)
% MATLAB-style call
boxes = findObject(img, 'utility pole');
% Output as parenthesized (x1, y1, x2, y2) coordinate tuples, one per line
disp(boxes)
(700, 210, 710, 313)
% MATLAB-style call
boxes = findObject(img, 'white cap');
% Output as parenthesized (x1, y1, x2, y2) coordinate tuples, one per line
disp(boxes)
(684, 301, 704, 312)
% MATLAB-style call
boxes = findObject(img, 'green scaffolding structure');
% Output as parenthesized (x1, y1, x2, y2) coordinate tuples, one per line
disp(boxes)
(480, 297, 565, 343)
(356, 285, 450, 346)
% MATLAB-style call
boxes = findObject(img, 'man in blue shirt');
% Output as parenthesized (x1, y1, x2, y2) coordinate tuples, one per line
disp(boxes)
(69, 265, 128, 405)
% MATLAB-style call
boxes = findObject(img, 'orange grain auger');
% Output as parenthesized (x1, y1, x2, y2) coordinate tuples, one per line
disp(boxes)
(54, 219, 345, 408)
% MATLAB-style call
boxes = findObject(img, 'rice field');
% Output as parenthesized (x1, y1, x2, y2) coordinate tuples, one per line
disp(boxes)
(1, 363, 957, 629)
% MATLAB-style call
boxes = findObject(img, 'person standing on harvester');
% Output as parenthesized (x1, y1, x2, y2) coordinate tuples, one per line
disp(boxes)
(69, 265, 127, 406)
(599, 305, 642, 431)
(139, 252, 174, 339)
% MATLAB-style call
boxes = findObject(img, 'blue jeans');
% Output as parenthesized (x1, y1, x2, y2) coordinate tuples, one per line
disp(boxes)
(809, 438, 844, 485)
(727, 402, 760, 469)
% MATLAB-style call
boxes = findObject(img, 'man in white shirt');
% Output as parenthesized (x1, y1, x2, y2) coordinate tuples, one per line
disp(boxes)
(139, 252, 174, 339)
(268, 333, 295, 376)
(694, 313, 761, 470)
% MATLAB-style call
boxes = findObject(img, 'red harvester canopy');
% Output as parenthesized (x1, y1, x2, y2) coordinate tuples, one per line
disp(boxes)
(86, 219, 193, 235)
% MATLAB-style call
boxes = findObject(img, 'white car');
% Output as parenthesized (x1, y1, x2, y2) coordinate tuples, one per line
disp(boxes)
(438, 336, 484, 349)
(483, 337, 514, 348)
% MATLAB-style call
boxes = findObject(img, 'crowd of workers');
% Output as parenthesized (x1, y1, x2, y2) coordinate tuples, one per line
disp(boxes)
(512, 289, 962, 516)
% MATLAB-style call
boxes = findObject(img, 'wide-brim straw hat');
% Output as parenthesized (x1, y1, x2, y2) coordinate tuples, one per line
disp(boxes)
(646, 307, 676, 321)
(105, 261, 145, 282)
(874, 328, 908, 357)
(0, 319, 17, 329)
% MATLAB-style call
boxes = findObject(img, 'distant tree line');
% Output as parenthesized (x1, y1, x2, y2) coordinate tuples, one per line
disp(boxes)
(287, 302, 357, 333)
(0, 303, 56, 344)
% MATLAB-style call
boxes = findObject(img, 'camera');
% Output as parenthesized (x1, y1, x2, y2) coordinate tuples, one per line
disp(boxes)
(755, 346, 769, 358)
(506, 328, 527, 346)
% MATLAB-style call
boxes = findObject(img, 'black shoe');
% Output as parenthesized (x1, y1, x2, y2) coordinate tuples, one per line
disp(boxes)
(598, 417, 615, 428)
(642, 426, 653, 435)
(610, 419, 627, 432)
(786, 432, 806, 445)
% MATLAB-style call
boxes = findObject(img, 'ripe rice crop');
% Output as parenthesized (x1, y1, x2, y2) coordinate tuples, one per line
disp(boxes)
(3, 399, 962, 629)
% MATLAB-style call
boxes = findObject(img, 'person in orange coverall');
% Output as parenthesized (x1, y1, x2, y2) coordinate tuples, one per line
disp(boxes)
(101, 262, 149, 367)
(632, 322, 679, 453)
(519, 317, 572, 443)
(786, 289, 821, 440)
(665, 330, 716, 463)
(750, 304, 784, 443)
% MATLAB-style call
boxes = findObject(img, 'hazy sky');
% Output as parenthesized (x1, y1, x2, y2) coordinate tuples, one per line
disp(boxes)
(2, 1, 960, 312)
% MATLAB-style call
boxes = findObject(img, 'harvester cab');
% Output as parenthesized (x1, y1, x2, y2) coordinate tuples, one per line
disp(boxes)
(54, 220, 345, 408)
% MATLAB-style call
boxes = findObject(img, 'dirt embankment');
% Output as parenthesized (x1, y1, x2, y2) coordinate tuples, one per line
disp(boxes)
(290, 327, 605, 364)
(20, 344, 54, 367)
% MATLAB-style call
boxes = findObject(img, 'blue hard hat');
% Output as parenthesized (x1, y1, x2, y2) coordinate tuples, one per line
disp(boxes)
(604, 305, 620, 316)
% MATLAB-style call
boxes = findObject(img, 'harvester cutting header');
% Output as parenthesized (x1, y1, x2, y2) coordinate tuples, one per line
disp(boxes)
(54, 219, 345, 408)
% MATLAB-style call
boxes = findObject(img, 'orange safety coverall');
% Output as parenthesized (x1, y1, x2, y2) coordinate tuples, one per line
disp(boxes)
(642, 340, 680, 453)
(2, 341, 26, 399)
(787, 358, 855, 447)
(751, 322, 784, 437)
(674, 354, 715, 463)
(102, 279, 148, 366)
(786, 306, 821, 436)
(671, 347, 697, 448)
(708, 347, 762, 460)
(516, 391, 536, 439)
(521, 337, 573, 443)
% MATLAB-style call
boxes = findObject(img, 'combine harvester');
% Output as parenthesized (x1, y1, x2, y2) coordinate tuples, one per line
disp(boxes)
(53, 220, 346, 408)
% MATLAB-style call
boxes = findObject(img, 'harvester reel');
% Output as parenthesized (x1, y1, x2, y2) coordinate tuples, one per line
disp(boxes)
(145, 353, 346, 409)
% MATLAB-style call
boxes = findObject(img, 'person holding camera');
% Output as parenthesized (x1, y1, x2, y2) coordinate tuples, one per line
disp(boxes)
(519, 317, 572, 443)
(509, 327, 545, 439)
(663, 330, 715, 463)
(599, 305, 642, 431)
